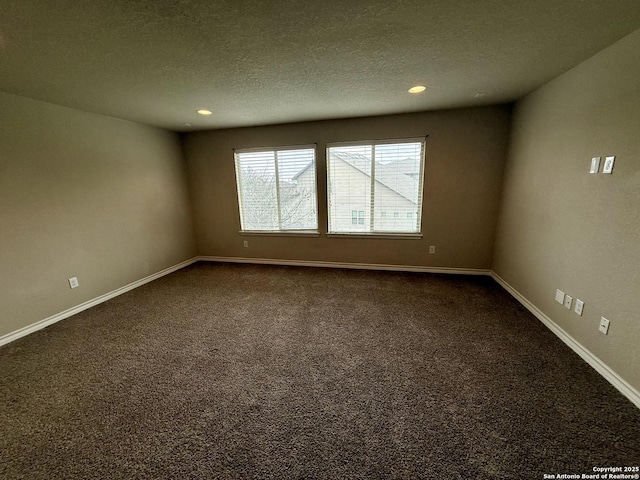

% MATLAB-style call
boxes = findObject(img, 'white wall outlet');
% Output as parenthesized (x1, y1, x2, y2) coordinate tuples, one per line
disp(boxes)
(564, 295, 573, 310)
(603, 156, 615, 174)
(243, 240, 249, 248)
(599, 317, 610, 335)
(555, 289, 565, 304)
(590, 156, 601, 173)
(68, 277, 79, 289)
(429, 245, 436, 254)
(574, 299, 584, 316)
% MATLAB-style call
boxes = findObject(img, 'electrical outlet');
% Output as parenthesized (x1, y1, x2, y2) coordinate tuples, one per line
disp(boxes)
(574, 299, 584, 316)
(68, 277, 79, 289)
(599, 317, 610, 335)
(429, 245, 436, 254)
(564, 295, 573, 309)
(555, 289, 565, 304)
(243, 240, 249, 248)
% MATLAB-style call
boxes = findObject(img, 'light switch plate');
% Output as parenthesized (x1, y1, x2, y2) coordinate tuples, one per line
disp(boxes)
(590, 156, 601, 173)
(574, 299, 584, 316)
(603, 156, 615, 174)
(599, 317, 610, 335)
(555, 289, 565, 304)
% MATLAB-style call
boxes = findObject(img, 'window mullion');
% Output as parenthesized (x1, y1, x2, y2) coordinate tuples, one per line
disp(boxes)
(369, 146, 376, 232)
(273, 150, 283, 230)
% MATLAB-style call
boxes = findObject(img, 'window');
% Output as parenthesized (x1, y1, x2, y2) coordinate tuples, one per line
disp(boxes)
(327, 139, 425, 234)
(234, 146, 318, 232)
(351, 210, 365, 225)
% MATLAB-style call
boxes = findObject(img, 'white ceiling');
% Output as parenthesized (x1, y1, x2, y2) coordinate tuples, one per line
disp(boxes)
(1, 0, 639, 131)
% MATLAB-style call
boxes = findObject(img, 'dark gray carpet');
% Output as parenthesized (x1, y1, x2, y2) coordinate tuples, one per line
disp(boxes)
(1, 262, 639, 479)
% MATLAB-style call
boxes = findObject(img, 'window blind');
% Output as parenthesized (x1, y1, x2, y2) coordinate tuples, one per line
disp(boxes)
(234, 146, 318, 232)
(327, 139, 425, 234)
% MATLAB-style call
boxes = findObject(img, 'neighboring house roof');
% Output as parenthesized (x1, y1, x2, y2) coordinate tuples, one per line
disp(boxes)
(293, 152, 420, 204)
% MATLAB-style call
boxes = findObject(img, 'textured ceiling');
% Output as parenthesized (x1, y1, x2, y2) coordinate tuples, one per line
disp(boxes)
(1, 0, 640, 131)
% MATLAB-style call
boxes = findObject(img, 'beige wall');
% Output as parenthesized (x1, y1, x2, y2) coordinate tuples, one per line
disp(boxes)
(183, 106, 511, 268)
(494, 29, 640, 391)
(0, 93, 196, 337)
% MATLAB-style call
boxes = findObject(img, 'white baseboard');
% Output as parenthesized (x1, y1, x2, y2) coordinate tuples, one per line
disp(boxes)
(0, 257, 199, 348)
(197, 255, 492, 276)
(0, 256, 488, 348)
(4, 254, 637, 410)
(200, 256, 637, 408)
(491, 272, 640, 410)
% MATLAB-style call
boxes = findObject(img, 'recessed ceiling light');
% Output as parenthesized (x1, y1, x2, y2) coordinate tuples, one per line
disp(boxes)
(408, 85, 426, 94)
(474, 92, 486, 98)
(184, 123, 192, 127)
(197, 109, 212, 115)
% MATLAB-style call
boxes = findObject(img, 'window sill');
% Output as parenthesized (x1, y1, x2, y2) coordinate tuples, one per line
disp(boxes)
(239, 230, 321, 237)
(326, 233, 423, 239)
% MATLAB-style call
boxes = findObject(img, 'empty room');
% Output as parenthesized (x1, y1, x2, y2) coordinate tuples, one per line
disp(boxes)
(1, 1, 639, 478)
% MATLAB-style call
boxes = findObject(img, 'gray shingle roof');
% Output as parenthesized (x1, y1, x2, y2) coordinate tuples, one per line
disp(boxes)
(330, 152, 420, 204)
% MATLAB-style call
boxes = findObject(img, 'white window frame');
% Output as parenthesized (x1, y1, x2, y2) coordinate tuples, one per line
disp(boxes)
(326, 138, 426, 238)
(234, 144, 319, 236)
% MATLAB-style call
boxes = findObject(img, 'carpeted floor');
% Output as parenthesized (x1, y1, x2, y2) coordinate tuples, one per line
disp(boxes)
(1, 262, 639, 479)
